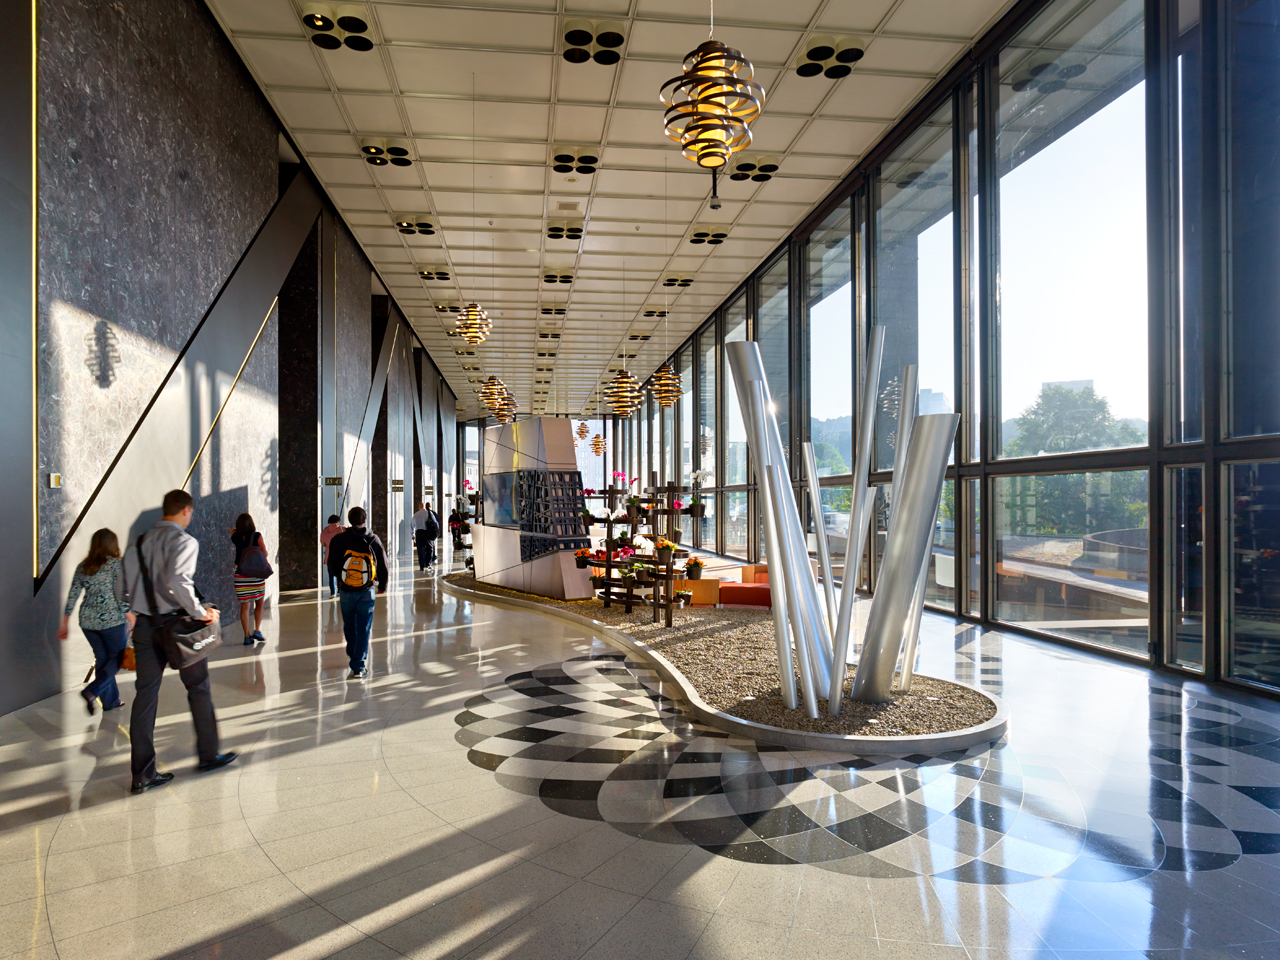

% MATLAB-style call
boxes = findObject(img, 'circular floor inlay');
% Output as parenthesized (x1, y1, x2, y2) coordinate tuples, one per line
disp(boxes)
(456, 655, 1280, 882)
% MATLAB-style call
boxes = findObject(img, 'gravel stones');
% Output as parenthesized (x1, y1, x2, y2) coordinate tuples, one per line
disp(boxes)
(445, 572, 996, 738)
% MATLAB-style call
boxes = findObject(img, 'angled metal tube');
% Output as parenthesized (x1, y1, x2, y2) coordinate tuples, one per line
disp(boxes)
(850, 413, 959, 703)
(729, 342, 834, 694)
(887, 365, 918, 528)
(829, 325, 885, 714)
(767, 464, 819, 717)
(803, 441, 837, 630)
(742, 379, 798, 710)
(895, 502, 938, 694)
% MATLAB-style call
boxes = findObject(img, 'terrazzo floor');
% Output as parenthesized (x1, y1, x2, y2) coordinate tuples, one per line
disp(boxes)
(2, 554, 1279, 960)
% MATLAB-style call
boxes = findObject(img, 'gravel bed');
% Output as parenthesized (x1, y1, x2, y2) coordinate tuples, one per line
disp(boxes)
(444, 572, 996, 737)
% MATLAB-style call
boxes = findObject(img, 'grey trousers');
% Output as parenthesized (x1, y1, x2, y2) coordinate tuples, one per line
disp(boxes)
(129, 614, 220, 784)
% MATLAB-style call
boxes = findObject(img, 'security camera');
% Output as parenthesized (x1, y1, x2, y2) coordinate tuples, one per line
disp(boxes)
(709, 196, 722, 210)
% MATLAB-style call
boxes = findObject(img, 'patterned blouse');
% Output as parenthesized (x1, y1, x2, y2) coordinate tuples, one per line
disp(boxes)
(64, 557, 130, 630)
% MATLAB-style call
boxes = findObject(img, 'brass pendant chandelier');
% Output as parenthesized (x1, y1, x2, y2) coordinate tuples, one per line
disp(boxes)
(659, 4, 765, 176)
(650, 363, 680, 407)
(591, 433, 606, 456)
(479, 375, 506, 408)
(604, 369, 643, 417)
(455, 303, 491, 346)
(492, 389, 518, 423)
(576, 421, 590, 440)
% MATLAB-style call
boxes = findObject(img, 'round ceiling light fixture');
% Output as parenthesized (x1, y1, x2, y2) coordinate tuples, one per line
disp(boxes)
(603, 369, 644, 417)
(479, 376, 507, 407)
(455, 303, 492, 345)
(591, 433, 606, 456)
(650, 363, 680, 408)
(659, 39, 765, 175)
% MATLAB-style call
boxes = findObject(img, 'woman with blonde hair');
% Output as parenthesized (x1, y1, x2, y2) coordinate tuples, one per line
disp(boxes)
(59, 528, 134, 714)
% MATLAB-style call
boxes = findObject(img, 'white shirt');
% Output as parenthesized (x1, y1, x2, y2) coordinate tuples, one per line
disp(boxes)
(411, 509, 433, 532)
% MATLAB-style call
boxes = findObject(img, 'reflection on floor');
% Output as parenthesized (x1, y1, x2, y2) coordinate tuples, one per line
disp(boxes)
(2, 556, 1279, 960)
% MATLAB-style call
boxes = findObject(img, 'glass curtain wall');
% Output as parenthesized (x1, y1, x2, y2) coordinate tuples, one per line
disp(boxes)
(995, 0, 1148, 459)
(598, 0, 1280, 697)
(874, 101, 956, 471)
(758, 257, 791, 468)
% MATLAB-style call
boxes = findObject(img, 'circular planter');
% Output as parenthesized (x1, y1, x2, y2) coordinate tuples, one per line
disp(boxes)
(656, 549, 673, 564)
(439, 578, 1009, 757)
(575, 556, 590, 569)
(687, 504, 706, 518)
(685, 566, 703, 580)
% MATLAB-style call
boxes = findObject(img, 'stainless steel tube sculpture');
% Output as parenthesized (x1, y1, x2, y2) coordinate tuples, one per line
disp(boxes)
(827, 326, 885, 714)
(746, 382, 799, 710)
(849, 413, 959, 703)
(802, 440, 837, 630)
(729, 342, 834, 715)
(887, 365, 918, 527)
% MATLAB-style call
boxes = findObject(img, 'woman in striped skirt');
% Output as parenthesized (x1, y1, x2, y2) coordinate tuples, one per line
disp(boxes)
(230, 513, 270, 645)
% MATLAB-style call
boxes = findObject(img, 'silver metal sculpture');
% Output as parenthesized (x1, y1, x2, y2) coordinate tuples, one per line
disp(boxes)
(726, 336, 958, 717)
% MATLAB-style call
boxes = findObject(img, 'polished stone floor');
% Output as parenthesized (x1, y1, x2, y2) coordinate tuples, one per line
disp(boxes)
(3, 557, 1280, 960)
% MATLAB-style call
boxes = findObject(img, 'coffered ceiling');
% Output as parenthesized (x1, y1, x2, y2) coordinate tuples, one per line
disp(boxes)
(203, 0, 1016, 420)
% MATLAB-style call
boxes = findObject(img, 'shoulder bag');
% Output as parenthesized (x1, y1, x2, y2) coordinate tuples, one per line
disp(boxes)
(136, 533, 222, 670)
(236, 533, 274, 579)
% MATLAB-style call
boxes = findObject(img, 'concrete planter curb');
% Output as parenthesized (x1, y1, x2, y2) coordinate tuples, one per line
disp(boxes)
(441, 578, 1009, 757)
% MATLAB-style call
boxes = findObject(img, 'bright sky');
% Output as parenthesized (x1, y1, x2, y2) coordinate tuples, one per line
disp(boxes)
(812, 82, 1150, 428)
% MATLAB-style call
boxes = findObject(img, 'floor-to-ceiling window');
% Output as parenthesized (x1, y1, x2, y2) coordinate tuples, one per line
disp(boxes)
(758, 256, 791, 469)
(874, 100, 956, 471)
(697, 322, 717, 549)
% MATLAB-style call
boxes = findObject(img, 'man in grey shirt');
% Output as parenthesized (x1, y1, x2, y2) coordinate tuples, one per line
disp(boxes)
(123, 489, 235, 794)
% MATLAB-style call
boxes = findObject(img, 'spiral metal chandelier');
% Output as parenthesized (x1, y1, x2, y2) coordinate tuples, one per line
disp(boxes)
(649, 362, 680, 407)
(479, 375, 506, 408)
(455, 302, 492, 345)
(492, 390, 518, 423)
(603, 369, 643, 417)
(659, 40, 764, 172)
(591, 433, 606, 456)
(576, 421, 590, 440)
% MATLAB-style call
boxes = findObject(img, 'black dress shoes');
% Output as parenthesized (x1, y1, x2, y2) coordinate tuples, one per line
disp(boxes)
(196, 752, 238, 773)
(131, 772, 174, 795)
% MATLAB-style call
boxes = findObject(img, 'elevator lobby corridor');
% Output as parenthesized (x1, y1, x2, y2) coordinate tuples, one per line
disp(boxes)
(0, 557, 1274, 960)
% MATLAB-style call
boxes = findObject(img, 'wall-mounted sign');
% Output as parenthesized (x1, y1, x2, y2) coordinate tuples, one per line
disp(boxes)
(391, 480, 404, 492)
(323, 477, 343, 487)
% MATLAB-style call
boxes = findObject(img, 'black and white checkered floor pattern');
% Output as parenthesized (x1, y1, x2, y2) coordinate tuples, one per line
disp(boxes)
(455, 653, 1280, 884)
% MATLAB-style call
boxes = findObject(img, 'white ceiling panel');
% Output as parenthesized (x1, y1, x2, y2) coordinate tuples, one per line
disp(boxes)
(206, 0, 1010, 418)
(403, 99, 550, 142)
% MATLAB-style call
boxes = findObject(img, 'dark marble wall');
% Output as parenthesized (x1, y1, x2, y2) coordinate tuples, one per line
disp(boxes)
(36, 0, 278, 568)
(336, 221, 371, 517)
(278, 221, 321, 591)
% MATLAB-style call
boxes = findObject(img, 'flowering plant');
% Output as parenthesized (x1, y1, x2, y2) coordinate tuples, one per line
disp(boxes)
(684, 556, 706, 570)
(690, 470, 713, 483)
(464, 479, 475, 490)
(612, 470, 627, 481)
(654, 538, 676, 552)
(582, 488, 595, 496)
(574, 548, 592, 558)
(672, 499, 683, 509)
(613, 546, 634, 561)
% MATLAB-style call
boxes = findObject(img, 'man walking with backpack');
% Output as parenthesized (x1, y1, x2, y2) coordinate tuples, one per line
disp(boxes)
(326, 506, 388, 680)
(410, 501, 439, 574)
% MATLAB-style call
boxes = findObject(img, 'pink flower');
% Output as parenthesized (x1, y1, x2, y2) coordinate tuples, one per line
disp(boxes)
(673, 499, 683, 509)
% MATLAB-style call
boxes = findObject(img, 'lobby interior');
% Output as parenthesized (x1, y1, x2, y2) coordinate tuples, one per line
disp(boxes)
(4, 0, 1280, 958)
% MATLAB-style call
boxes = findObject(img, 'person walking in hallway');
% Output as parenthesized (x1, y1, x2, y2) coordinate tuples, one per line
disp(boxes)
(59, 528, 134, 715)
(410, 501, 439, 573)
(320, 514, 344, 598)
(124, 489, 235, 794)
(327, 506, 387, 680)
(230, 513, 272, 645)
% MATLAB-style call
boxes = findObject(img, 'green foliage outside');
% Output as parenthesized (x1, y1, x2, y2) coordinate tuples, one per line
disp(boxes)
(1001, 384, 1147, 536)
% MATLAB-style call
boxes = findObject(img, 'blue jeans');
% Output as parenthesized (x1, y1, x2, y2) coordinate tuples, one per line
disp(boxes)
(328, 572, 338, 597)
(338, 588, 376, 671)
(83, 622, 128, 706)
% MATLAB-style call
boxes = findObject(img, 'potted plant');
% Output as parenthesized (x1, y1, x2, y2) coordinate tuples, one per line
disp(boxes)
(687, 471, 712, 517)
(684, 556, 706, 580)
(654, 537, 676, 563)
(620, 567, 636, 587)
(626, 494, 641, 519)
(633, 562, 651, 583)
(590, 574, 605, 589)
(675, 589, 693, 605)
(581, 506, 594, 529)
(574, 548, 592, 569)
